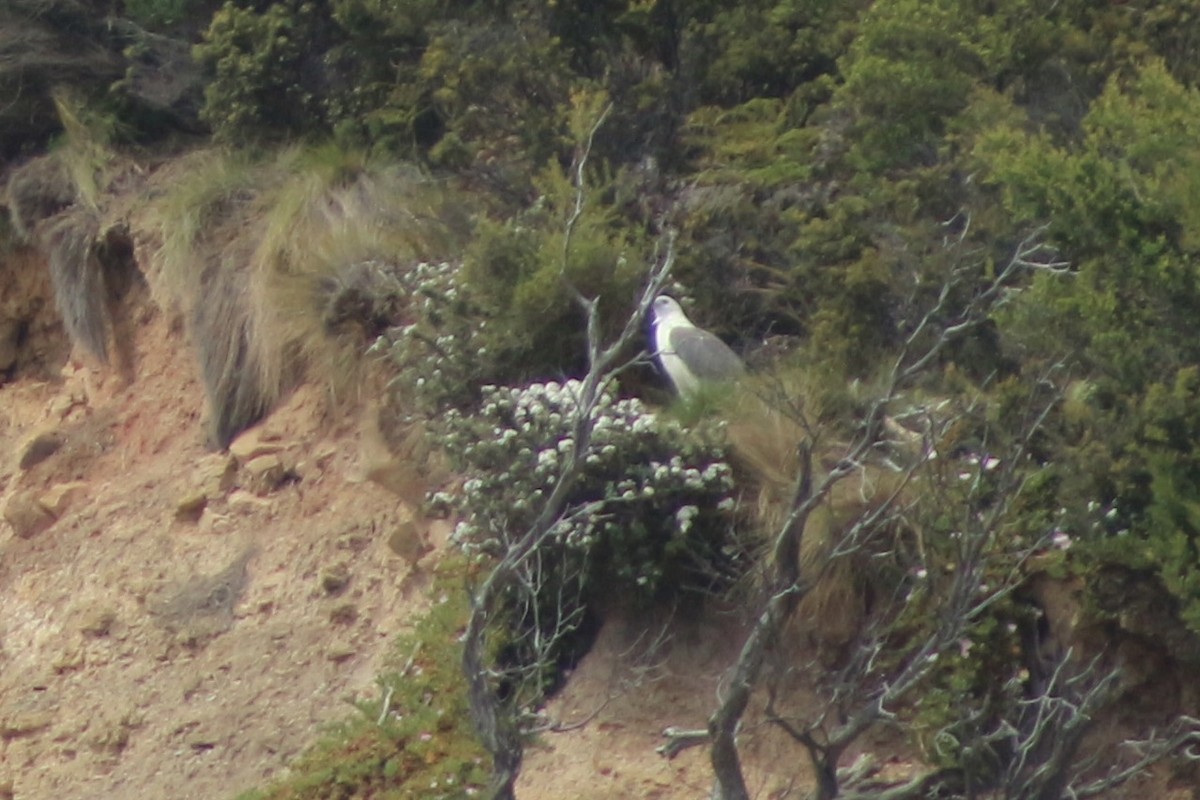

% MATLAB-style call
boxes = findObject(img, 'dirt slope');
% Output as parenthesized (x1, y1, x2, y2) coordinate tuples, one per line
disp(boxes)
(0, 281, 445, 799)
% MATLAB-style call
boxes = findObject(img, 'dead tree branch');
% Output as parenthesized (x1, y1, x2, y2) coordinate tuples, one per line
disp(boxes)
(690, 230, 1071, 800)
(462, 105, 676, 797)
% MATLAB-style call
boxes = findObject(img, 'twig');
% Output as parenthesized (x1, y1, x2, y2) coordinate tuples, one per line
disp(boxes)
(377, 685, 395, 726)
(658, 727, 712, 759)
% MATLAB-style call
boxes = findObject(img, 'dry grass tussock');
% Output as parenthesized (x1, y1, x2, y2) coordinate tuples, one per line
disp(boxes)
(721, 367, 912, 653)
(5, 89, 122, 232)
(41, 207, 110, 363)
(3, 90, 135, 365)
(138, 144, 462, 447)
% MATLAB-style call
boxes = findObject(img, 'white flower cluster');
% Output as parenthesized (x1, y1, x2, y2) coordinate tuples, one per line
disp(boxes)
(441, 378, 737, 595)
(370, 260, 493, 411)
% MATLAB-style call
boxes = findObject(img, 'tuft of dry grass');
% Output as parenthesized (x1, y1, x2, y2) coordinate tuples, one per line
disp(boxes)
(139, 144, 464, 447)
(50, 87, 120, 211)
(41, 207, 111, 363)
(720, 364, 912, 654)
(3, 90, 137, 366)
(4, 156, 76, 240)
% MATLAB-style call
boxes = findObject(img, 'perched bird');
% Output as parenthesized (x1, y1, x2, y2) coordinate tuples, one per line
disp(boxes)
(649, 295, 745, 397)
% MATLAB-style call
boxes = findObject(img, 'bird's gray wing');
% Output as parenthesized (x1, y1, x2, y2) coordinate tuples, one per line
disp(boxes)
(668, 326, 745, 382)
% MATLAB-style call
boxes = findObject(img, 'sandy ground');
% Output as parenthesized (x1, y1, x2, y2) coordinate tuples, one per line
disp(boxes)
(0, 284, 446, 799)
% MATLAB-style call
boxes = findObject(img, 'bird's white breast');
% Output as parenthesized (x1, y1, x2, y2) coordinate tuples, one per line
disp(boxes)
(654, 315, 702, 396)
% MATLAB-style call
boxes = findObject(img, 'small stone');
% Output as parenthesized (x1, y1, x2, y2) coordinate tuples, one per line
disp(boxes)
(313, 444, 338, 468)
(386, 506, 431, 566)
(80, 608, 117, 638)
(328, 603, 357, 625)
(4, 490, 55, 539)
(47, 393, 78, 419)
(89, 718, 133, 754)
(175, 491, 208, 522)
(228, 490, 272, 512)
(0, 709, 54, 740)
(38, 481, 86, 517)
(52, 645, 84, 674)
(326, 643, 356, 662)
(229, 428, 285, 462)
(18, 431, 62, 470)
(320, 564, 351, 595)
(243, 454, 285, 495)
(194, 453, 236, 499)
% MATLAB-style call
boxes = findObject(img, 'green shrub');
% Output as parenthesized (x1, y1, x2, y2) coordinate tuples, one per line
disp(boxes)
(194, 0, 328, 141)
(123, 0, 214, 29)
(376, 157, 651, 410)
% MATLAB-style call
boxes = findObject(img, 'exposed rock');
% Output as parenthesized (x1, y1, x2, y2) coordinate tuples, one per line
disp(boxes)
(47, 394, 69, 418)
(193, 453, 237, 499)
(386, 504, 431, 567)
(243, 454, 285, 495)
(229, 428, 285, 462)
(18, 431, 63, 470)
(313, 444, 338, 469)
(79, 608, 117, 638)
(0, 708, 54, 740)
(4, 490, 55, 539)
(88, 711, 136, 755)
(52, 644, 84, 674)
(150, 548, 255, 645)
(37, 481, 86, 518)
(175, 490, 208, 522)
(326, 643, 357, 662)
(228, 490, 272, 512)
(320, 564, 350, 595)
(329, 603, 357, 625)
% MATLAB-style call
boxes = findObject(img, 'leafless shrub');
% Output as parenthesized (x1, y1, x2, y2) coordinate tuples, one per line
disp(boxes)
(652, 224, 1195, 800)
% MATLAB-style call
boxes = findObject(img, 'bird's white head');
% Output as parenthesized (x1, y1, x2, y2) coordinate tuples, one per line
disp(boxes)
(651, 295, 689, 325)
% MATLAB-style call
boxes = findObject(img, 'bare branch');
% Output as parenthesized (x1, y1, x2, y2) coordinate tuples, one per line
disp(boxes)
(461, 98, 682, 798)
(658, 727, 712, 759)
(1070, 715, 1200, 799)
(689, 228, 1074, 800)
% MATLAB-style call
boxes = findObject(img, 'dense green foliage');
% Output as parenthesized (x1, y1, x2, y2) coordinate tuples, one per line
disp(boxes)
(194, 1, 329, 140)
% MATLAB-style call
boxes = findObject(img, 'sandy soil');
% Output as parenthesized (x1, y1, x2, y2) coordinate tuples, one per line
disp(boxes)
(0, 281, 446, 799)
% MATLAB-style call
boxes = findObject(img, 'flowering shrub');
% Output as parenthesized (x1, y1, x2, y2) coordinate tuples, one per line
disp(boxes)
(371, 260, 503, 413)
(434, 379, 739, 601)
